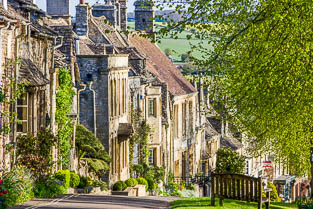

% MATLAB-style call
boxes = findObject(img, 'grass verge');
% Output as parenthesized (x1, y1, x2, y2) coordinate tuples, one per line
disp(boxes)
(170, 197, 298, 209)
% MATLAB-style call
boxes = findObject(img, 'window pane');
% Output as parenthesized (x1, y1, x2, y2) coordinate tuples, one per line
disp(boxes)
(17, 122, 27, 133)
(17, 107, 27, 120)
(148, 99, 155, 117)
(148, 149, 154, 165)
(17, 94, 27, 105)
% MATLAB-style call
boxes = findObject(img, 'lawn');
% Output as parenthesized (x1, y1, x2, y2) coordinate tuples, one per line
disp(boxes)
(127, 22, 213, 62)
(170, 197, 298, 209)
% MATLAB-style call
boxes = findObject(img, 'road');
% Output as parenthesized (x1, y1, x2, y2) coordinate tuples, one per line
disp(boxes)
(12, 194, 180, 209)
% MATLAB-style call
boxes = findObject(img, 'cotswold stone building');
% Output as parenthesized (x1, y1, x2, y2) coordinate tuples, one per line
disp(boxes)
(68, 0, 207, 183)
(0, 0, 79, 173)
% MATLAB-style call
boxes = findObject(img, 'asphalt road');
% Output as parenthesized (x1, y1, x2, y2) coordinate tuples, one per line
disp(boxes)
(12, 195, 180, 209)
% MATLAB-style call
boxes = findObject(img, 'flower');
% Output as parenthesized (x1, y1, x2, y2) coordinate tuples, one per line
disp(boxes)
(3, 191, 7, 194)
(56, 180, 63, 186)
(0, 180, 2, 183)
(0, 193, 3, 196)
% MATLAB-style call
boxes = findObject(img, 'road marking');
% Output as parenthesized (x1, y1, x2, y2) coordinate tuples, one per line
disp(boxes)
(25, 194, 79, 209)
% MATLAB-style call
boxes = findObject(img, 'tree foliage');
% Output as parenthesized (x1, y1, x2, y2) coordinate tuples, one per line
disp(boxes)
(154, 0, 313, 176)
(75, 124, 111, 177)
(216, 147, 245, 174)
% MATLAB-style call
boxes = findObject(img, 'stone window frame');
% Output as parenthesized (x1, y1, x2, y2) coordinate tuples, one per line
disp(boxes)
(17, 92, 29, 134)
(148, 148, 155, 166)
(148, 98, 156, 117)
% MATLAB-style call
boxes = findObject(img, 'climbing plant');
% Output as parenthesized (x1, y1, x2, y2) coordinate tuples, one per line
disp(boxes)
(0, 59, 27, 164)
(129, 109, 151, 175)
(56, 68, 75, 169)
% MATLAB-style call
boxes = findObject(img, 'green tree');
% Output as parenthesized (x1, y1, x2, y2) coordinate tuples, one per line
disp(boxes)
(75, 124, 111, 177)
(164, 48, 173, 57)
(216, 147, 245, 174)
(155, 0, 313, 184)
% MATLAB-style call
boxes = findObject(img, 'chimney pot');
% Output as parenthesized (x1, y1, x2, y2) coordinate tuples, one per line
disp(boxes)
(80, 0, 85, 4)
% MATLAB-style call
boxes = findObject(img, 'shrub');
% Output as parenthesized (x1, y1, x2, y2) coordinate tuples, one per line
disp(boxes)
(186, 183, 196, 191)
(146, 178, 156, 190)
(166, 182, 178, 192)
(125, 178, 138, 187)
(54, 170, 71, 189)
(76, 125, 111, 178)
(92, 180, 108, 191)
(179, 181, 186, 190)
(34, 176, 67, 198)
(216, 147, 245, 174)
(136, 177, 149, 191)
(2, 167, 34, 208)
(112, 181, 127, 191)
(70, 172, 80, 188)
(78, 176, 88, 188)
(268, 181, 281, 202)
(0, 179, 8, 209)
(133, 164, 144, 177)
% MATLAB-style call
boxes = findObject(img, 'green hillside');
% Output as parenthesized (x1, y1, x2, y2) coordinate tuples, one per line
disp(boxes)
(127, 22, 213, 62)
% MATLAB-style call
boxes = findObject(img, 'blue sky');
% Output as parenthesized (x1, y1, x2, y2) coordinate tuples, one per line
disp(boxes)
(37, 0, 136, 15)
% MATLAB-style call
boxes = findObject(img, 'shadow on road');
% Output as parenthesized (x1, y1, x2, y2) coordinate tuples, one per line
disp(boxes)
(12, 195, 173, 209)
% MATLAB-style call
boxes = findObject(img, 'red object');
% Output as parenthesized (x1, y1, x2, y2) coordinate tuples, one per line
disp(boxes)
(0, 193, 3, 197)
(80, 0, 85, 4)
(3, 191, 7, 194)
(0, 180, 2, 183)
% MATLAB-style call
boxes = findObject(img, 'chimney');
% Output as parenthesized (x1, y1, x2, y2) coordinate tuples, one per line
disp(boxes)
(118, 0, 128, 32)
(92, 0, 118, 29)
(47, 0, 70, 16)
(134, 0, 155, 33)
(1, 0, 8, 10)
(76, 1, 89, 36)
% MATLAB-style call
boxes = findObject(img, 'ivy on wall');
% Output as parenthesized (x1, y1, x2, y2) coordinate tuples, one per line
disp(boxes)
(56, 68, 75, 169)
(129, 110, 151, 175)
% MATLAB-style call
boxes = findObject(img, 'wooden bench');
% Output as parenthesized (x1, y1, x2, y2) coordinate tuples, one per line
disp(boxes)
(210, 173, 272, 209)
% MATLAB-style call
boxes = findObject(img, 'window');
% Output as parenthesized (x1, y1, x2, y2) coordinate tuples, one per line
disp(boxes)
(148, 148, 155, 166)
(182, 103, 186, 135)
(17, 93, 28, 133)
(148, 98, 156, 117)
(174, 105, 179, 137)
(142, 18, 146, 22)
(245, 160, 250, 175)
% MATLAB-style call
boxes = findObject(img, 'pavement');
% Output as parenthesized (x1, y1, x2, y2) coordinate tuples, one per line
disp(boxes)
(12, 195, 181, 209)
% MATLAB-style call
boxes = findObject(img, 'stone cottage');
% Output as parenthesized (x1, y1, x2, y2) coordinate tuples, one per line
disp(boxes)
(0, 0, 79, 173)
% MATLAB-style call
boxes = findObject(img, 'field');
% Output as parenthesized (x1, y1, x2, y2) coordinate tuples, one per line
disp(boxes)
(170, 197, 298, 209)
(127, 22, 213, 62)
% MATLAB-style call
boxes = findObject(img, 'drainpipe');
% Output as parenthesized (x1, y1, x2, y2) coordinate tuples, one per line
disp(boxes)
(89, 81, 97, 136)
(50, 36, 64, 135)
(77, 83, 86, 124)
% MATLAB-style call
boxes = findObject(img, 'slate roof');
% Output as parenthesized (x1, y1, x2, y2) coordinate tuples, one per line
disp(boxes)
(129, 35, 197, 96)
(91, 16, 128, 48)
(19, 59, 50, 87)
(220, 136, 243, 151)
